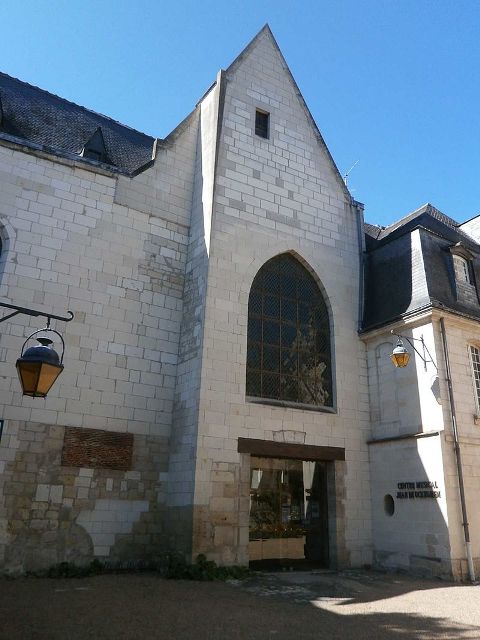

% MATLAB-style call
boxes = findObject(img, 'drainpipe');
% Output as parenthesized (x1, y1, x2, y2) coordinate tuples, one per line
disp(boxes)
(353, 199, 365, 331)
(439, 317, 476, 582)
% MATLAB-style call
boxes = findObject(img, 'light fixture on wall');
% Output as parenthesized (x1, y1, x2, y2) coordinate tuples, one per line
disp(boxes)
(391, 322, 476, 582)
(16, 325, 65, 397)
(0, 301, 73, 397)
(389, 330, 437, 371)
(390, 337, 411, 368)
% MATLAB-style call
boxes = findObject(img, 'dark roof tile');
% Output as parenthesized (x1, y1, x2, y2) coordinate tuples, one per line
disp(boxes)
(376, 203, 459, 239)
(0, 72, 155, 174)
(363, 205, 480, 330)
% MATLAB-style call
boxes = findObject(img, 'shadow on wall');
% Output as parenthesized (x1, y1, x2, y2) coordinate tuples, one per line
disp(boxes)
(369, 330, 451, 578)
(166, 109, 210, 558)
(370, 433, 451, 579)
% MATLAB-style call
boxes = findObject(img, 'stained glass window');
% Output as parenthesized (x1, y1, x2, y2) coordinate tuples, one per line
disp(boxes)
(246, 254, 333, 407)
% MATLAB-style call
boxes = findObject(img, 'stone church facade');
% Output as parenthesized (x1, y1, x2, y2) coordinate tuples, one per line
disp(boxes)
(0, 26, 479, 580)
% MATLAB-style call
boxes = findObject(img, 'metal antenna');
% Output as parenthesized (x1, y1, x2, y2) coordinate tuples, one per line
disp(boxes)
(343, 160, 359, 186)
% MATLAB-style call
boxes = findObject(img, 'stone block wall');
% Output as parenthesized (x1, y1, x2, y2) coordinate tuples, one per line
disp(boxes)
(432, 314, 480, 578)
(0, 136, 195, 436)
(365, 314, 480, 580)
(190, 29, 372, 567)
(0, 420, 169, 573)
(0, 103, 199, 571)
(368, 434, 451, 578)
(165, 79, 224, 554)
(366, 322, 442, 441)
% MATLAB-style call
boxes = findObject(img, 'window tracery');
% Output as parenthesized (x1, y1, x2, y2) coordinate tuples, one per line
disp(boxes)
(246, 254, 332, 407)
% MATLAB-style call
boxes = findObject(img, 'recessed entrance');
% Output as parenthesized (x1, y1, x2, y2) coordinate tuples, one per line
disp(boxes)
(249, 456, 329, 568)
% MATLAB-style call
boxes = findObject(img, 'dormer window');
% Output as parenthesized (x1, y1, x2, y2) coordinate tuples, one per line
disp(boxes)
(453, 254, 471, 284)
(447, 242, 479, 305)
(81, 127, 109, 164)
(449, 243, 475, 288)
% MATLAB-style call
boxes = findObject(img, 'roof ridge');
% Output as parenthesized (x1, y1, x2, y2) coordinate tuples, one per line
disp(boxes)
(380, 202, 460, 235)
(225, 24, 272, 74)
(0, 70, 155, 140)
(383, 203, 432, 230)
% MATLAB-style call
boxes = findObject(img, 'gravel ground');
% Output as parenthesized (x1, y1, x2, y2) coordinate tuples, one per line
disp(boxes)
(1, 569, 479, 639)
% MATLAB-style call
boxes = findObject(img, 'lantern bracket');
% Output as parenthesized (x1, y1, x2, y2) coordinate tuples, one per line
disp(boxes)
(0, 301, 74, 326)
(390, 330, 438, 371)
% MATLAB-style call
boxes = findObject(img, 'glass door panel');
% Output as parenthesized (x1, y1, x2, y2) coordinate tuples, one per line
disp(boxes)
(249, 456, 328, 566)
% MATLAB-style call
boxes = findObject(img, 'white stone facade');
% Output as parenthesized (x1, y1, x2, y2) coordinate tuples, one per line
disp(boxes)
(364, 314, 480, 580)
(0, 97, 198, 572)
(0, 26, 479, 579)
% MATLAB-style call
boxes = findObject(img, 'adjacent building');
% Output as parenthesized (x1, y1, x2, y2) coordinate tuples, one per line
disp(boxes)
(0, 26, 478, 580)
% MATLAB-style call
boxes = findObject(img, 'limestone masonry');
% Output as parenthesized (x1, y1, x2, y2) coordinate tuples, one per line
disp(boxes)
(0, 26, 479, 580)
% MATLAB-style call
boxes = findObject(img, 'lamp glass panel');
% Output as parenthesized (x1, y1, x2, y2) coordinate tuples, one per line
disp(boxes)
(36, 363, 63, 395)
(16, 361, 63, 397)
(16, 361, 41, 396)
(391, 352, 410, 368)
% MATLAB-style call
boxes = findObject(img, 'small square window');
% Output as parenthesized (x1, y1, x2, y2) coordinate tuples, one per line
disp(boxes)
(255, 110, 269, 139)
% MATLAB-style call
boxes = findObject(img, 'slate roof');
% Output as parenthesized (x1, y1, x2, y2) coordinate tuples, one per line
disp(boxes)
(363, 204, 480, 330)
(0, 72, 155, 174)
(375, 204, 459, 238)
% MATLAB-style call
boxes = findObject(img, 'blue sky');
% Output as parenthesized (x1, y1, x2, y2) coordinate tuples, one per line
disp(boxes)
(2, 1, 479, 226)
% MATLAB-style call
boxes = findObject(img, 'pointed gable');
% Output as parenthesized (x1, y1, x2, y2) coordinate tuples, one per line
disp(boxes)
(224, 25, 350, 198)
(81, 127, 110, 164)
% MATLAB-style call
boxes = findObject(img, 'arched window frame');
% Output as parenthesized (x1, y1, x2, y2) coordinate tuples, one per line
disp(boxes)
(245, 253, 335, 411)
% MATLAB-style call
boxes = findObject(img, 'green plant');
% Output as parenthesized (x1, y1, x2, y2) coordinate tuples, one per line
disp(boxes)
(23, 553, 249, 582)
(46, 559, 104, 578)
(249, 522, 307, 540)
(164, 554, 249, 581)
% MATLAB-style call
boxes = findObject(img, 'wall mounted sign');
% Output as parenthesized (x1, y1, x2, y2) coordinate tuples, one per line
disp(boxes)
(396, 480, 441, 499)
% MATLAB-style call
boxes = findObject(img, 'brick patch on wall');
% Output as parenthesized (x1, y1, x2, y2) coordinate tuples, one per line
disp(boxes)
(62, 427, 133, 470)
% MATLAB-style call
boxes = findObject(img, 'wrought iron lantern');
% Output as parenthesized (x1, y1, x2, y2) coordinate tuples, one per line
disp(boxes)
(390, 337, 411, 368)
(0, 302, 73, 398)
(16, 326, 65, 397)
(389, 330, 437, 371)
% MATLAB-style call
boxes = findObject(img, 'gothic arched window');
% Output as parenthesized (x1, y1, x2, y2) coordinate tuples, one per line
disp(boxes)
(246, 254, 333, 407)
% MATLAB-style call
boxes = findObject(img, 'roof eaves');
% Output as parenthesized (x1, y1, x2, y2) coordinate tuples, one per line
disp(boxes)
(365, 221, 424, 252)
(366, 218, 479, 254)
(430, 299, 480, 324)
(0, 131, 123, 176)
(360, 302, 435, 334)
